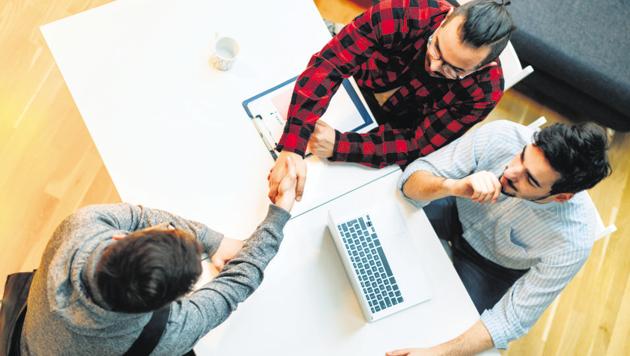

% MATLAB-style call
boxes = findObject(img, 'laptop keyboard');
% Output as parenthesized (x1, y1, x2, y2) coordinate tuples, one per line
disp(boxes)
(338, 214, 404, 314)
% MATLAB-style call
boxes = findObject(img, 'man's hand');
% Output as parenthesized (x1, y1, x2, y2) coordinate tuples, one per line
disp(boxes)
(386, 348, 437, 356)
(211, 237, 244, 270)
(387, 320, 494, 356)
(213, 157, 298, 270)
(308, 120, 336, 159)
(273, 155, 298, 212)
(268, 151, 306, 203)
(446, 171, 501, 203)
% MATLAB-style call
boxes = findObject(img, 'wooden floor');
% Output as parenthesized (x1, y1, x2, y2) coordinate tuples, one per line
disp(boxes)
(1, 0, 628, 354)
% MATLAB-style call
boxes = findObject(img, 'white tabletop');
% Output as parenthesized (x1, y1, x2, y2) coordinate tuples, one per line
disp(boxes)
(196, 170, 488, 355)
(41, 0, 396, 239)
(41, 0, 493, 354)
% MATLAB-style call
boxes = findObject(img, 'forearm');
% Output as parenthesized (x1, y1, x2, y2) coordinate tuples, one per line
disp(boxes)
(330, 127, 427, 168)
(280, 2, 395, 155)
(331, 108, 486, 168)
(278, 29, 369, 155)
(432, 320, 494, 356)
(277, 58, 344, 155)
(229, 204, 291, 272)
(186, 205, 291, 327)
(402, 171, 457, 201)
(161, 205, 290, 355)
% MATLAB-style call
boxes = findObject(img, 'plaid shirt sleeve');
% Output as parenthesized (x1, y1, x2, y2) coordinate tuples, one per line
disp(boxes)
(331, 66, 504, 168)
(276, 0, 413, 156)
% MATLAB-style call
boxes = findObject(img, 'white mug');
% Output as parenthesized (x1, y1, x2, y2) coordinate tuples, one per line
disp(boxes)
(210, 36, 240, 71)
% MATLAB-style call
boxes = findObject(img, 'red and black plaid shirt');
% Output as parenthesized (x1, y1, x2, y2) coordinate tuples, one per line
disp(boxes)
(277, 0, 504, 168)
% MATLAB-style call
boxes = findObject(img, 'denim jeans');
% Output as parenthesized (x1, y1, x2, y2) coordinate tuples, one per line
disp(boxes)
(423, 197, 529, 313)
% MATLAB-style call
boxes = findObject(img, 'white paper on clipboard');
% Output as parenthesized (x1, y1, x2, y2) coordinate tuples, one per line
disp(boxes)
(242, 76, 377, 159)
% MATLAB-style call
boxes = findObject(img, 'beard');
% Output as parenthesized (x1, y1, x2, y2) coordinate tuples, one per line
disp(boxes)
(498, 173, 517, 197)
(498, 173, 553, 202)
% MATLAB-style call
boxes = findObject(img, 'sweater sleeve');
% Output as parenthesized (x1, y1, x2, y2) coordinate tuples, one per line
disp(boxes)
(153, 204, 291, 355)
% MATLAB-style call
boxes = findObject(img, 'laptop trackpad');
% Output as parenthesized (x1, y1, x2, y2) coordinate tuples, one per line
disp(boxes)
(370, 205, 431, 302)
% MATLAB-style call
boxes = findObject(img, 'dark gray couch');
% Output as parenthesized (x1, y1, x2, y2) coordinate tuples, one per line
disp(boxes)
(508, 0, 630, 131)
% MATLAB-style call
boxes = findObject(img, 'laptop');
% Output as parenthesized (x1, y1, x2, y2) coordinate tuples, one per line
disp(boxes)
(327, 205, 432, 322)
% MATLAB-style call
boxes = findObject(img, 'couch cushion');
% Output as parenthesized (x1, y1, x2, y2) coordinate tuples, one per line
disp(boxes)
(508, 0, 630, 120)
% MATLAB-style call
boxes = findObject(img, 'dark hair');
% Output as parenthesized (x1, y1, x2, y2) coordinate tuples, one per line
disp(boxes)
(96, 229, 203, 313)
(449, 0, 515, 66)
(534, 122, 612, 194)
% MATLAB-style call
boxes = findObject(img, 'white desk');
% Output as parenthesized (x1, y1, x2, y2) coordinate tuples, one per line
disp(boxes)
(41, 0, 494, 354)
(41, 0, 397, 239)
(195, 170, 486, 355)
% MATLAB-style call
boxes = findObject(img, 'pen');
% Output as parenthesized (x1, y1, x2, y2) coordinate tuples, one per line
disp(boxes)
(253, 115, 278, 160)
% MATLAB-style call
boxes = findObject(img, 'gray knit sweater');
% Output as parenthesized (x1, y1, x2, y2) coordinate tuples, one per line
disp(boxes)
(20, 203, 290, 355)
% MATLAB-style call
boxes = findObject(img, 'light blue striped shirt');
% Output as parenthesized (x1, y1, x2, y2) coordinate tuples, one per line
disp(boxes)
(399, 120, 597, 349)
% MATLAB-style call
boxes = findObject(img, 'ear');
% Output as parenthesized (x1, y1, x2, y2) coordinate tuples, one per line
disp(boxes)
(477, 61, 498, 70)
(112, 233, 128, 241)
(552, 193, 574, 203)
(439, 7, 454, 27)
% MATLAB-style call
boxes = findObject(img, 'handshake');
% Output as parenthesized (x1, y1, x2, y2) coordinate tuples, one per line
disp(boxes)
(210, 156, 298, 271)
(268, 155, 299, 213)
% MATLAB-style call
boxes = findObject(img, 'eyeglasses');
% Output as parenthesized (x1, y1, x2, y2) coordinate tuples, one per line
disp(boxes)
(427, 32, 473, 80)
